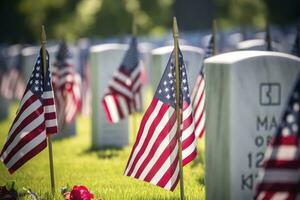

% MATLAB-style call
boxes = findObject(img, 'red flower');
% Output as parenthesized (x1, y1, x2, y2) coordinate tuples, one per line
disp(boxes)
(69, 185, 94, 200)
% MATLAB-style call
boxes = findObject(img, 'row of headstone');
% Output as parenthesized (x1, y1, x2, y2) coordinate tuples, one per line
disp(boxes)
(205, 50, 300, 199)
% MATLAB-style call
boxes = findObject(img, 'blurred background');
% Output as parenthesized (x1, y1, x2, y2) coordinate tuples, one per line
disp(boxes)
(0, 0, 299, 43)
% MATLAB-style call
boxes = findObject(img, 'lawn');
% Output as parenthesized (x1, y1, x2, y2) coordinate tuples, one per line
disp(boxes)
(0, 103, 205, 200)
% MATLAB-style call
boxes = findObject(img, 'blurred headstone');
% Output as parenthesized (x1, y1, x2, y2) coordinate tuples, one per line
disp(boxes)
(236, 39, 282, 51)
(205, 51, 300, 200)
(21, 46, 39, 81)
(90, 43, 129, 148)
(150, 45, 204, 91)
(50, 43, 79, 139)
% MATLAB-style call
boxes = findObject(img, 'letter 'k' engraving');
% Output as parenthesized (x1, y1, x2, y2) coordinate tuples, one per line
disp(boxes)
(259, 83, 281, 106)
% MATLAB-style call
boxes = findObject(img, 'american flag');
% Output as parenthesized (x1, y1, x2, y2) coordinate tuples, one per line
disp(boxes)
(124, 49, 197, 191)
(102, 37, 142, 123)
(191, 36, 213, 138)
(255, 73, 300, 199)
(291, 30, 299, 57)
(0, 49, 58, 174)
(52, 42, 81, 126)
(0, 46, 25, 100)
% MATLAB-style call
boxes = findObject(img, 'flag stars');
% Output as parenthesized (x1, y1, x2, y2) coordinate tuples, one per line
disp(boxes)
(282, 128, 290, 136)
(293, 103, 299, 112)
(165, 88, 169, 92)
(168, 73, 172, 78)
(287, 114, 295, 123)
(35, 73, 39, 78)
(163, 81, 167, 85)
(35, 80, 39, 85)
(166, 94, 170, 99)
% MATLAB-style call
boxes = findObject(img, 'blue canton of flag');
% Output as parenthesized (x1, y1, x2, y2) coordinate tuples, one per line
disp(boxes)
(120, 38, 139, 73)
(156, 50, 190, 108)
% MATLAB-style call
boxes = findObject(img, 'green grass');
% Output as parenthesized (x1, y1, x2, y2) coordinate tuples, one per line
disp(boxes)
(0, 103, 205, 199)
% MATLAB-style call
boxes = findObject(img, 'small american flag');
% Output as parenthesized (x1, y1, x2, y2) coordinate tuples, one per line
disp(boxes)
(255, 73, 300, 199)
(0, 49, 58, 173)
(124, 49, 197, 191)
(191, 36, 213, 138)
(52, 42, 81, 126)
(102, 37, 142, 123)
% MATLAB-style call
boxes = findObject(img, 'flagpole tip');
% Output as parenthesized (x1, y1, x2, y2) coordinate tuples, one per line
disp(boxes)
(173, 17, 179, 38)
(132, 21, 137, 36)
(41, 25, 47, 46)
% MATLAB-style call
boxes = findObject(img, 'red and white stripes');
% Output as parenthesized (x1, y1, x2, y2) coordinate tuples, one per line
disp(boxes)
(102, 66, 142, 123)
(0, 90, 47, 173)
(124, 98, 196, 191)
(191, 73, 205, 138)
(255, 135, 300, 200)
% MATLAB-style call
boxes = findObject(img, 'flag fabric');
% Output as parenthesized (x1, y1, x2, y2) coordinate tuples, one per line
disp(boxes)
(0, 47, 25, 100)
(291, 31, 299, 57)
(191, 36, 213, 138)
(255, 73, 300, 199)
(102, 37, 142, 123)
(0, 49, 58, 174)
(52, 42, 81, 126)
(124, 49, 197, 191)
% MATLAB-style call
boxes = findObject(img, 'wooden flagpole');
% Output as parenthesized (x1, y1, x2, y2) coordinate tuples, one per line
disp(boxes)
(172, 17, 185, 200)
(40, 25, 56, 195)
(212, 19, 217, 56)
(266, 19, 272, 51)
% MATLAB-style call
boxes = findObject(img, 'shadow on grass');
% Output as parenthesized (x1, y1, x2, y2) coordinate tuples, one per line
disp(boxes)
(191, 153, 204, 168)
(81, 146, 124, 159)
(198, 176, 205, 186)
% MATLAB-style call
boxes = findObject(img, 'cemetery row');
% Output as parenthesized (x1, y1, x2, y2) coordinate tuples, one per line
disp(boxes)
(0, 24, 300, 199)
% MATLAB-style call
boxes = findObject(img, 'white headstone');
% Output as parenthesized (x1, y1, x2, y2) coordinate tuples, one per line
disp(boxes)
(21, 46, 39, 80)
(90, 43, 129, 148)
(204, 51, 300, 200)
(236, 39, 282, 51)
(150, 45, 204, 90)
